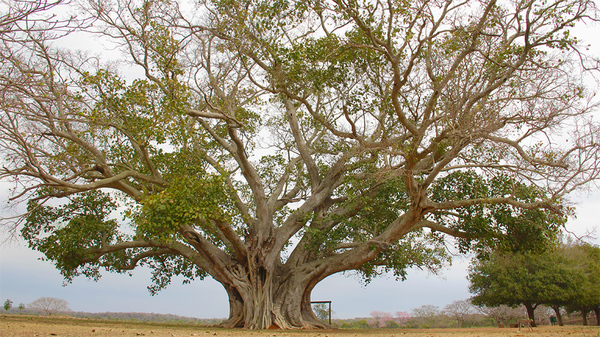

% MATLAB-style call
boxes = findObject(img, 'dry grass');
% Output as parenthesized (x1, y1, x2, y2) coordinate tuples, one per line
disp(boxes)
(2, 314, 599, 337)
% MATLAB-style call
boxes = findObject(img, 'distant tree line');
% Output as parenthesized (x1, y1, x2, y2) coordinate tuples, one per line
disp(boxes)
(66, 311, 213, 324)
(333, 300, 593, 329)
(336, 303, 487, 329)
(2, 297, 69, 315)
(1, 298, 215, 324)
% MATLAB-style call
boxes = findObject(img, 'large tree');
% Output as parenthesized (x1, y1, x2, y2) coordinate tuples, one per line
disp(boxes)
(2, 0, 600, 329)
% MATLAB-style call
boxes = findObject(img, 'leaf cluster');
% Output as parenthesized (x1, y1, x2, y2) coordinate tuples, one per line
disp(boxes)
(469, 242, 600, 311)
(430, 171, 565, 256)
(21, 190, 126, 281)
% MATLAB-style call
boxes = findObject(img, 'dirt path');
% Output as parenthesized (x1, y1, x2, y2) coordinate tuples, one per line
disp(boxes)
(2, 315, 599, 337)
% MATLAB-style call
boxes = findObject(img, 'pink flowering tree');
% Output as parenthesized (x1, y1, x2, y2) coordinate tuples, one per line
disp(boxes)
(395, 311, 411, 325)
(369, 310, 412, 328)
(369, 311, 394, 328)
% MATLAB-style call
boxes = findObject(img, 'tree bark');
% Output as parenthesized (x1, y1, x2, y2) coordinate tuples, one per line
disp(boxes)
(581, 307, 588, 326)
(551, 305, 563, 326)
(524, 302, 537, 327)
(593, 306, 600, 326)
(216, 263, 329, 329)
(220, 284, 245, 328)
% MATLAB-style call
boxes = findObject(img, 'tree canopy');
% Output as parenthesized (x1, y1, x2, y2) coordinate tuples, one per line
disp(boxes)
(468, 241, 599, 326)
(563, 241, 600, 325)
(1, 0, 600, 329)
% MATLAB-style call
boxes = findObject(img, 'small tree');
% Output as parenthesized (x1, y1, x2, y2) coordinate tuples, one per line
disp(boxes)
(29, 297, 70, 315)
(3, 299, 13, 311)
(17, 303, 25, 311)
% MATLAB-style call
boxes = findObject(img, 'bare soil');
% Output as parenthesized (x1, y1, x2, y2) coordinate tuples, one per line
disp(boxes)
(2, 315, 599, 337)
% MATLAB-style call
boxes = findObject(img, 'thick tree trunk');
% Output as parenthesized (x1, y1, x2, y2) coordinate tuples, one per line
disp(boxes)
(524, 302, 537, 327)
(593, 307, 600, 326)
(221, 284, 245, 328)
(551, 305, 563, 326)
(218, 284, 327, 329)
(216, 263, 328, 329)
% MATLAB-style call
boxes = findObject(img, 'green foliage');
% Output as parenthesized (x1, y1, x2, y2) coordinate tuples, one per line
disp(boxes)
(562, 242, 600, 310)
(355, 232, 449, 284)
(300, 168, 561, 283)
(138, 173, 236, 244)
(146, 254, 207, 295)
(22, 190, 123, 281)
(80, 68, 190, 150)
(4, 299, 13, 311)
(21, 187, 210, 290)
(341, 318, 370, 329)
(311, 303, 331, 321)
(301, 175, 450, 281)
(430, 171, 565, 256)
(321, 176, 411, 249)
(468, 247, 587, 310)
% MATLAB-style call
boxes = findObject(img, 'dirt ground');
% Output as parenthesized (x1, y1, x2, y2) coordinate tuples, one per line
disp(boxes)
(1, 315, 599, 337)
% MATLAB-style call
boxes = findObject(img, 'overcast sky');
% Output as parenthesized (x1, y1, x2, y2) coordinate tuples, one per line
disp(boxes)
(1, 188, 598, 319)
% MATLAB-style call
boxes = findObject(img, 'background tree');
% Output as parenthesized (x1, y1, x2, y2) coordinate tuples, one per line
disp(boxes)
(444, 299, 475, 328)
(1, 0, 60, 28)
(411, 305, 441, 328)
(563, 242, 600, 325)
(3, 299, 12, 311)
(580, 244, 600, 325)
(368, 311, 411, 328)
(28, 297, 70, 315)
(368, 311, 396, 328)
(17, 303, 25, 311)
(0, 0, 76, 43)
(476, 305, 526, 327)
(469, 248, 586, 326)
(395, 311, 411, 326)
(1, 0, 600, 329)
(311, 303, 333, 323)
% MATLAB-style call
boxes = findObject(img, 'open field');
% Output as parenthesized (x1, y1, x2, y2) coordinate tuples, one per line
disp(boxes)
(1, 315, 599, 337)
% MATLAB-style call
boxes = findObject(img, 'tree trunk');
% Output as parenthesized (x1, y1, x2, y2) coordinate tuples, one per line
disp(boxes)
(524, 302, 537, 327)
(593, 306, 600, 326)
(216, 263, 329, 329)
(221, 284, 245, 328)
(581, 307, 588, 326)
(551, 305, 563, 326)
